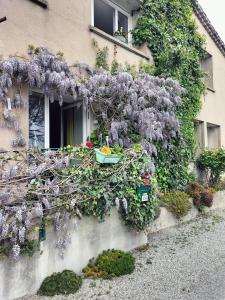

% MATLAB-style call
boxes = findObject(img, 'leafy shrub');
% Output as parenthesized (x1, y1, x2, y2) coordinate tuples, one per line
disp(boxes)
(38, 270, 82, 296)
(83, 249, 135, 279)
(197, 148, 225, 185)
(186, 182, 214, 209)
(161, 191, 191, 218)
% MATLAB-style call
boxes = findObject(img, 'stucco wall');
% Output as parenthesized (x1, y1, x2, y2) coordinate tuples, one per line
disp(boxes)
(194, 16, 225, 148)
(0, 0, 152, 150)
(0, 87, 29, 150)
(1, 191, 225, 300)
(0, 0, 151, 66)
(0, 209, 147, 300)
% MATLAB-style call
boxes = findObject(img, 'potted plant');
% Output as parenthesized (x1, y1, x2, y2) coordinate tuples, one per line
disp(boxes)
(95, 146, 122, 164)
(114, 27, 128, 44)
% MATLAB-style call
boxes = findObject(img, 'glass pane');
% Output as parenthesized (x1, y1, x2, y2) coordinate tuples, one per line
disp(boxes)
(63, 105, 83, 147)
(63, 108, 75, 146)
(29, 92, 45, 148)
(94, 0, 114, 35)
(118, 11, 128, 35)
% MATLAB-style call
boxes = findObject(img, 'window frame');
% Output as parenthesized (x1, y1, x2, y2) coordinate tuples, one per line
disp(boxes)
(28, 89, 50, 149)
(201, 51, 214, 92)
(91, 0, 133, 43)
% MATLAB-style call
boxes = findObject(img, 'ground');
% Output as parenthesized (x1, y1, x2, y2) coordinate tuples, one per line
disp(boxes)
(19, 209, 225, 300)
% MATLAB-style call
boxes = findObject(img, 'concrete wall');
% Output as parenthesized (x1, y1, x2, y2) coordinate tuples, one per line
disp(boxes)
(1, 191, 225, 300)
(148, 191, 225, 234)
(194, 16, 225, 148)
(0, 209, 147, 300)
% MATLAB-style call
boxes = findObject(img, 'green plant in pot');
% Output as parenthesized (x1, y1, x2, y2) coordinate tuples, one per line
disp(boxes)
(114, 27, 128, 43)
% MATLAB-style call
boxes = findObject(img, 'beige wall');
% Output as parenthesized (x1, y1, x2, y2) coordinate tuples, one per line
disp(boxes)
(0, 0, 151, 66)
(1, 1, 224, 151)
(0, 0, 152, 150)
(194, 16, 225, 148)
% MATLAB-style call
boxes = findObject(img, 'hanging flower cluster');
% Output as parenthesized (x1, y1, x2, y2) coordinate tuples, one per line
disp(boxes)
(0, 150, 81, 260)
(0, 47, 80, 147)
(82, 71, 185, 159)
(0, 147, 158, 260)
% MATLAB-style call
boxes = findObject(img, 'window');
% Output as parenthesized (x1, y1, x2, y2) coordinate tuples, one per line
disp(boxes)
(118, 11, 128, 34)
(93, 0, 130, 42)
(94, 0, 114, 35)
(207, 123, 221, 149)
(201, 51, 214, 90)
(194, 120, 204, 155)
(29, 92, 45, 148)
(29, 91, 84, 149)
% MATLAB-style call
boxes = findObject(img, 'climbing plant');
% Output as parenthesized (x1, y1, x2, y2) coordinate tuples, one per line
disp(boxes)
(0, 47, 80, 148)
(132, 0, 205, 190)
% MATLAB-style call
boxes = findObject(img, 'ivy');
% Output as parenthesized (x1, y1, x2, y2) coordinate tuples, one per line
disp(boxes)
(132, 0, 205, 190)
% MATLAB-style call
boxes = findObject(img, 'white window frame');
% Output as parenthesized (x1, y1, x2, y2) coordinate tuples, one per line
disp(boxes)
(29, 90, 88, 149)
(29, 89, 49, 149)
(91, 0, 133, 43)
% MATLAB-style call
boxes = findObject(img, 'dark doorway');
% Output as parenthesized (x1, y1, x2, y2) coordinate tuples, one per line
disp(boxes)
(49, 101, 61, 149)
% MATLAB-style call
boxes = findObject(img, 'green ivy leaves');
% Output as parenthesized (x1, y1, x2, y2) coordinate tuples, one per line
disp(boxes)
(133, 0, 205, 190)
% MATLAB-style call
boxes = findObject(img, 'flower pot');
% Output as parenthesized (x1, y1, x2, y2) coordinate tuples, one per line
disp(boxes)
(114, 35, 127, 43)
(95, 149, 122, 164)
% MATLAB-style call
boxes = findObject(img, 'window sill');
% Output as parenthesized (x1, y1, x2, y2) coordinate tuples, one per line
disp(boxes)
(207, 87, 215, 93)
(89, 26, 150, 61)
(29, 0, 48, 8)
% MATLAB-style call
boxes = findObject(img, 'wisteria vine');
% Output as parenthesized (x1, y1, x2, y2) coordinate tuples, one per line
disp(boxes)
(82, 71, 185, 164)
(0, 47, 81, 147)
(0, 147, 157, 260)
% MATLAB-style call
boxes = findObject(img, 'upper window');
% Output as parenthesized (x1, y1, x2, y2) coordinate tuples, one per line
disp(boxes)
(201, 51, 214, 91)
(93, 0, 130, 43)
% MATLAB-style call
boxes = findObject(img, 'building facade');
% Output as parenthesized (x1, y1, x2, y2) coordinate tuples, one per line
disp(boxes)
(0, 0, 224, 152)
(193, 1, 225, 152)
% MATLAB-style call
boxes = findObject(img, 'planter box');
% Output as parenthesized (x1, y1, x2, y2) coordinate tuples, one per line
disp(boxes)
(114, 35, 127, 43)
(95, 149, 122, 164)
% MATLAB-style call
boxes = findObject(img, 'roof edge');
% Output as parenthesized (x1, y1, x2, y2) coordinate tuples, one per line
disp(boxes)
(192, 0, 225, 57)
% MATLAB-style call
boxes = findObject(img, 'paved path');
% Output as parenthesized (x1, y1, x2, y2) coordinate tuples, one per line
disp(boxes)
(20, 210, 225, 300)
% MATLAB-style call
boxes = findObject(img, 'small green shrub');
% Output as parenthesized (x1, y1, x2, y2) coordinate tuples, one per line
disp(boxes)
(186, 182, 214, 209)
(83, 249, 135, 279)
(197, 148, 225, 185)
(161, 191, 191, 219)
(38, 270, 82, 296)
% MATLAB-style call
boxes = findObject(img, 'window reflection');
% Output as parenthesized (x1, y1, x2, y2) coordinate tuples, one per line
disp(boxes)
(29, 92, 45, 148)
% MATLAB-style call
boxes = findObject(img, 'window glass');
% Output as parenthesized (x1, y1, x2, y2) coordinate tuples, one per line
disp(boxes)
(29, 92, 45, 148)
(118, 11, 128, 35)
(207, 123, 221, 149)
(201, 52, 214, 90)
(94, 0, 114, 35)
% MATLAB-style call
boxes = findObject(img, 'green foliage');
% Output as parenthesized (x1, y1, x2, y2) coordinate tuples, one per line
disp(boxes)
(186, 181, 214, 209)
(161, 191, 191, 218)
(111, 59, 121, 75)
(132, 0, 205, 190)
(197, 148, 225, 185)
(38, 270, 82, 296)
(20, 239, 40, 257)
(92, 39, 109, 70)
(83, 249, 135, 279)
(139, 60, 155, 75)
(66, 147, 159, 230)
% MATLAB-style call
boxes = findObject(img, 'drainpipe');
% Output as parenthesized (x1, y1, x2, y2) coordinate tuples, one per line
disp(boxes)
(0, 17, 7, 24)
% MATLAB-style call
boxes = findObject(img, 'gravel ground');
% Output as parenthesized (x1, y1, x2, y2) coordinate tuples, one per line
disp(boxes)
(18, 209, 225, 300)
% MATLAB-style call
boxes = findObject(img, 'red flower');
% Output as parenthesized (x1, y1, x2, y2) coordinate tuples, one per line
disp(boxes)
(86, 141, 94, 148)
